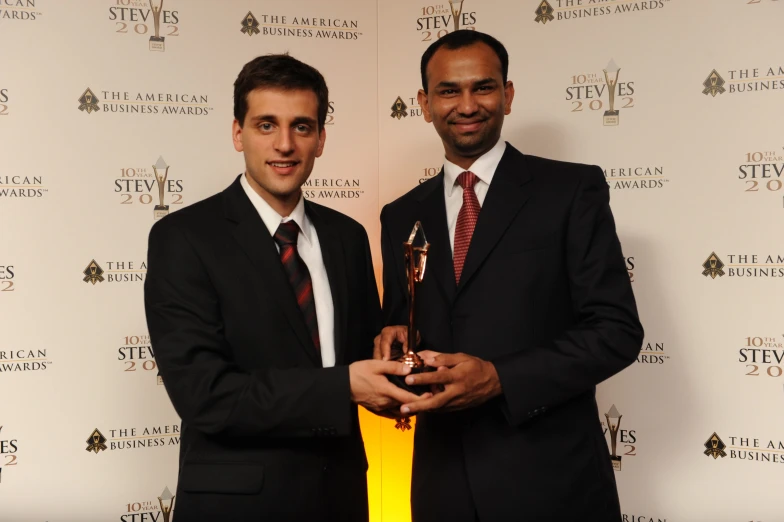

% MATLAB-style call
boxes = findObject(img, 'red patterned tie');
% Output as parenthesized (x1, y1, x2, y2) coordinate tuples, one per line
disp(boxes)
(274, 221, 320, 352)
(454, 171, 481, 284)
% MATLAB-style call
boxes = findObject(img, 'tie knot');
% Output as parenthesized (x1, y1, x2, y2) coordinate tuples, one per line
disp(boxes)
(457, 171, 478, 190)
(274, 220, 300, 246)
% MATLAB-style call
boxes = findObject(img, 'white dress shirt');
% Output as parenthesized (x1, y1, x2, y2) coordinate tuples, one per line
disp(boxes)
(442, 138, 507, 254)
(240, 174, 335, 368)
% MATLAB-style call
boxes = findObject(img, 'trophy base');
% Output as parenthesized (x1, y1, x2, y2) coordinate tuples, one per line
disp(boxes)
(388, 341, 433, 395)
(603, 111, 619, 126)
(149, 36, 165, 52)
(154, 206, 169, 220)
(611, 456, 622, 471)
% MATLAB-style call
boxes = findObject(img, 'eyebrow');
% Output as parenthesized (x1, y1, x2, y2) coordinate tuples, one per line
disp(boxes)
(249, 115, 318, 126)
(434, 77, 498, 90)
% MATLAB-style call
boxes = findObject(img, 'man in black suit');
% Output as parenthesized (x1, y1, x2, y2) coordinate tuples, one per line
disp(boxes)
(377, 31, 644, 521)
(144, 54, 422, 522)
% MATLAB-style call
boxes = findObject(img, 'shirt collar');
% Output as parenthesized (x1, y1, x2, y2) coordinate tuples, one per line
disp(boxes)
(443, 138, 507, 196)
(240, 173, 313, 246)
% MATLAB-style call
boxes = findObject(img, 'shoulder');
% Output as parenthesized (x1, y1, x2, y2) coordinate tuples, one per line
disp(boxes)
(148, 190, 225, 244)
(381, 175, 440, 219)
(518, 149, 603, 184)
(306, 200, 369, 242)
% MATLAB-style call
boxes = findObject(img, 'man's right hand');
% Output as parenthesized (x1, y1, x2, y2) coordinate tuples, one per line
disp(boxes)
(349, 359, 429, 413)
(373, 325, 409, 361)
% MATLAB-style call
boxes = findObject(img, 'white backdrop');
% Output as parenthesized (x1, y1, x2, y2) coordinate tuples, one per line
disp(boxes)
(2, 1, 783, 521)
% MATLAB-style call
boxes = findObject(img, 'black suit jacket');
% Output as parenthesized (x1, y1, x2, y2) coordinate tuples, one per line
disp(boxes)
(381, 145, 644, 522)
(144, 176, 380, 522)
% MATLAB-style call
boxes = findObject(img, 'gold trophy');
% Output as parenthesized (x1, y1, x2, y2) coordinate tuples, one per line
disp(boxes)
(603, 59, 621, 126)
(605, 405, 623, 471)
(448, 0, 465, 32)
(389, 222, 433, 396)
(158, 486, 176, 522)
(149, 0, 165, 51)
(152, 156, 170, 220)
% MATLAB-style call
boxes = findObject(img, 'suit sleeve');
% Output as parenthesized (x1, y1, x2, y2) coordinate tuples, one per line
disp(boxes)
(380, 205, 408, 327)
(144, 218, 352, 439)
(493, 166, 644, 426)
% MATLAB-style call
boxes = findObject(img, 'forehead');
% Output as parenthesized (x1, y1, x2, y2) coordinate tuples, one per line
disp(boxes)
(427, 43, 503, 87)
(245, 87, 319, 117)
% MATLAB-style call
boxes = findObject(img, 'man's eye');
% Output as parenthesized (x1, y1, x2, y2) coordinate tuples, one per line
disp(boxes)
(296, 125, 310, 132)
(259, 123, 273, 131)
(441, 89, 457, 95)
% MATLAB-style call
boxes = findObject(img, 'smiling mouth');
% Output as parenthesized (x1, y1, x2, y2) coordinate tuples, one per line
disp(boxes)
(269, 161, 299, 168)
(452, 120, 485, 132)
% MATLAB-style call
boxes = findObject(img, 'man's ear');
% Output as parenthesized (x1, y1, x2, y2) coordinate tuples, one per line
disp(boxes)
(232, 119, 244, 152)
(417, 89, 433, 123)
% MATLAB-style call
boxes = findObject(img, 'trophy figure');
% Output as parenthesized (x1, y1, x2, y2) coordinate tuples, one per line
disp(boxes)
(388, 222, 433, 396)
(605, 405, 623, 471)
(390, 222, 434, 431)
(152, 156, 170, 220)
(158, 487, 176, 522)
(603, 59, 621, 126)
(149, 0, 165, 51)
(448, 0, 465, 32)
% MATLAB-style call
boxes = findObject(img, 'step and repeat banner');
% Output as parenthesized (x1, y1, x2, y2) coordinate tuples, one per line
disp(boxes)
(1, 0, 782, 521)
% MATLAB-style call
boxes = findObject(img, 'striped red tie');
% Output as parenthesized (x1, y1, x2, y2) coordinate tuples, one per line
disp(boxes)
(274, 221, 320, 352)
(454, 171, 481, 284)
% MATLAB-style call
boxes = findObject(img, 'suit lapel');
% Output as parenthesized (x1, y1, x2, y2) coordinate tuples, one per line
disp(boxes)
(306, 202, 349, 365)
(457, 146, 533, 296)
(416, 171, 456, 305)
(223, 178, 322, 367)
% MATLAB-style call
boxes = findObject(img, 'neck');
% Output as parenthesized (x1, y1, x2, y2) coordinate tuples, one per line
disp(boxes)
(444, 138, 500, 171)
(244, 172, 300, 217)
(445, 153, 480, 171)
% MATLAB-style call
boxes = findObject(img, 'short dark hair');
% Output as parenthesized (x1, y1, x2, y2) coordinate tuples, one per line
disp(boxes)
(233, 54, 329, 130)
(420, 30, 509, 93)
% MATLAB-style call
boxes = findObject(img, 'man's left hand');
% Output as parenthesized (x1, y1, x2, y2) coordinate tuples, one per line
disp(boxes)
(399, 352, 503, 414)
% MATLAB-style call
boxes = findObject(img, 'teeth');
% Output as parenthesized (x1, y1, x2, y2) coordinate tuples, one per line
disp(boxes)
(271, 162, 296, 167)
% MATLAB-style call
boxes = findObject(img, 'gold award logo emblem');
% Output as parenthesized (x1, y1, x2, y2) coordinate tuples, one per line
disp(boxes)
(83, 260, 105, 285)
(604, 405, 623, 471)
(78, 88, 100, 114)
(603, 59, 621, 126)
(158, 486, 176, 522)
(152, 156, 170, 220)
(448, 0, 465, 31)
(86, 428, 108, 454)
(704, 432, 727, 459)
(149, 0, 166, 51)
(241, 11, 260, 37)
(702, 252, 725, 279)
(391, 96, 408, 120)
(535, 0, 555, 24)
(703, 70, 726, 97)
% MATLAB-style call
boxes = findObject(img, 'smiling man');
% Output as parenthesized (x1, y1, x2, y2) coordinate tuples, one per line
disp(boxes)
(378, 31, 644, 521)
(144, 54, 423, 522)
